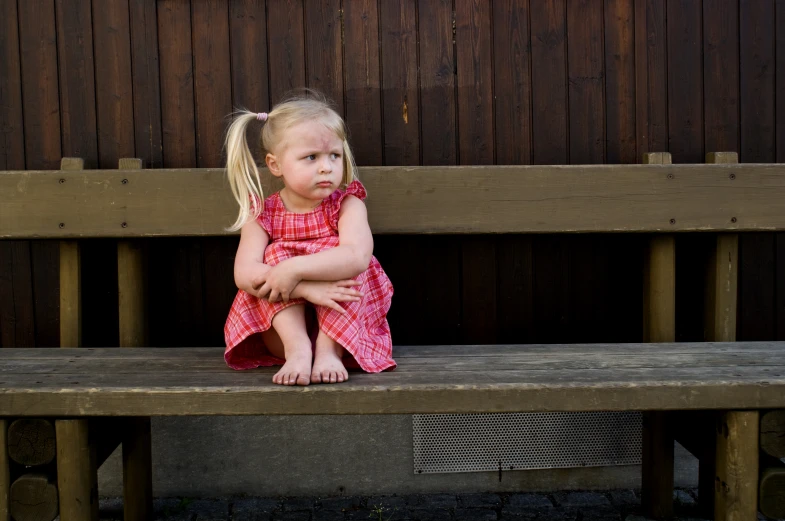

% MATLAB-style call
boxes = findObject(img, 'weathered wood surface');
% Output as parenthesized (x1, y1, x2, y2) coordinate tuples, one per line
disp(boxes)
(4, 164, 785, 237)
(9, 473, 58, 521)
(0, 343, 784, 416)
(760, 409, 785, 458)
(759, 452, 785, 519)
(7, 419, 55, 466)
(55, 420, 98, 521)
(715, 411, 759, 521)
(0, 419, 8, 521)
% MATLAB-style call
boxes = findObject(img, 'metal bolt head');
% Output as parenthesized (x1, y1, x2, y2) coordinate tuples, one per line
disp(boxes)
(729, 173, 736, 180)
(667, 173, 674, 180)
(669, 219, 676, 225)
(59, 178, 65, 184)
(122, 179, 128, 185)
(731, 217, 737, 223)
(121, 222, 128, 228)
(59, 223, 65, 229)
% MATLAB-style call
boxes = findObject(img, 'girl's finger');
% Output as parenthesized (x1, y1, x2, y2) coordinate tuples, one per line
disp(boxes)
(336, 280, 361, 287)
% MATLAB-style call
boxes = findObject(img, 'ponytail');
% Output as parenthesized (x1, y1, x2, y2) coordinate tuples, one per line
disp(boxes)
(225, 111, 265, 231)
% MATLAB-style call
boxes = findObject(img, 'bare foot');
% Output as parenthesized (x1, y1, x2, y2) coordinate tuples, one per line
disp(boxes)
(273, 351, 312, 386)
(311, 331, 348, 384)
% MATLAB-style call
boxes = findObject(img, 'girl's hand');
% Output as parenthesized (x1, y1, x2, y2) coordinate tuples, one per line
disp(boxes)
(298, 280, 363, 313)
(257, 260, 302, 302)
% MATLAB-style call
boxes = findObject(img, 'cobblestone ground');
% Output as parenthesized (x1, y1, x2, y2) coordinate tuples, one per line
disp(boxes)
(93, 487, 775, 521)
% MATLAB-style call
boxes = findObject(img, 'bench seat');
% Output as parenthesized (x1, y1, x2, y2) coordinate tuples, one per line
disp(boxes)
(2, 342, 784, 416)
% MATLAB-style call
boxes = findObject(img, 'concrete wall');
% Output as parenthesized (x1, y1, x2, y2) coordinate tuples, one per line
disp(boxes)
(98, 416, 698, 498)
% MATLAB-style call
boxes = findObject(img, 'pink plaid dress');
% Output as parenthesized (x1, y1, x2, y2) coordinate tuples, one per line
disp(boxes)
(224, 180, 396, 373)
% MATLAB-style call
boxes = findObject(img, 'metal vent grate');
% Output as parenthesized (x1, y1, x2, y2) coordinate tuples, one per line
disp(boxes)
(413, 412, 641, 474)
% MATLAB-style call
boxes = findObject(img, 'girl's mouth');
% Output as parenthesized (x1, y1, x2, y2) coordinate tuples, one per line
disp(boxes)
(316, 182, 332, 187)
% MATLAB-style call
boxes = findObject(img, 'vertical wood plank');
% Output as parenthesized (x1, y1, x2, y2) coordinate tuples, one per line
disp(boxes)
(633, 0, 649, 160)
(60, 158, 84, 348)
(157, 0, 196, 168)
(703, 0, 740, 154)
(605, 0, 636, 164)
(567, 0, 605, 164)
(122, 418, 153, 521)
(644, 0, 668, 153)
(641, 151, 675, 520)
(267, 0, 305, 104)
(0, 419, 8, 521)
(530, 0, 568, 164)
(418, 0, 457, 165)
(203, 238, 238, 347)
(779, 234, 785, 341)
(93, 0, 136, 168)
(0, 0, 24, 170)
(739, 0, 777, 343)
(304, 0, 343, 112)
(56, 420, 98, 521)
(778, 0, 785, 163)
(343, 0, 382, 166)
(129, 0, 164, 168)
(230, 0, 269, 114)
(532, 236, 572, 343)
(456, 0, 494, 165)
(0, 242, 36, 347)
(192, 0, 232, 168)
(496, 236, 534, 344)
(493, 0, 532, 165)
(18, 0, 62, 347)
(380, 0, 420, 165)
(118, 159, 148, 348)
(715, 411, 759, 521)
(55, 0, 99, 167)
(667, 0, 703, 163)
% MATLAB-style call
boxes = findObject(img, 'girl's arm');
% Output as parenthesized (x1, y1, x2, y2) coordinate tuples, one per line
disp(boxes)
(260, 196, 374, 301)
(233, 219, 271, 294)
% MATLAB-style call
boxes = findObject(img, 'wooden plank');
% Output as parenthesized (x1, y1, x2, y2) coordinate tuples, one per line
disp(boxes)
(379, 0, 419, 165)
(779, 0, 785, 163)
(604, 0, 636, 164)
(761, 409, 785, 458)
(192, 0, 232, 168)
(157, 0, 196, 168)
(266, 0, 305, 104)
(7, 419, 55, 466)
(0, 242, 36, 347)
(0, 0, 24, 171)
(230, 0, 269, 114)
(118, 159, 148, 348)
(567, 0, 605, 164)
(342, 0, 382, 166)
(703, 0, 740, 155)
(456, 0, 494, 165)
(55, 0, 98, 167)
(714, 411, 759, 521)
(530, 0, 568, 164)
(461, 237, 497, 344)
(93, 0, 135, 168)
(759, 453, 785, 519)
(9, 473, 58, 521)
(59, 158, 84, 348)
(0, 419, 8, 521)
(129, 0, 163, 168)
(496, 236, 534, 343)
(6, 164, 785, 237)
(418, 0, 457, 165)
(633, 0, 649, 160)
(304, 0, 343, 112)
(643, 0, 668, 153)
(640, 153, 675, 520)
(667, 0, 703, 163)
(55, 420, 98, 521)
(122, 418, 152, 521)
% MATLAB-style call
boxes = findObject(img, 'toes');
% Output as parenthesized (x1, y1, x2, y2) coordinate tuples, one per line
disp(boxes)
(296, 373, 310, 386)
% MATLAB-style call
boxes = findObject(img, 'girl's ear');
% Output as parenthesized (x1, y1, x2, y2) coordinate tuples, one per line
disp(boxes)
(266, 153, 282, 178)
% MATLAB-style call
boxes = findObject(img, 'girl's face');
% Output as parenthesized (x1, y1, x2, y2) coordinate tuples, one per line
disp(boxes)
(266, 120, 344, 213)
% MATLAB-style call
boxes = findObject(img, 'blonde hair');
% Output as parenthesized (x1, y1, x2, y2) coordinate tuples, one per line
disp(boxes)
(224, 90, 358, 231)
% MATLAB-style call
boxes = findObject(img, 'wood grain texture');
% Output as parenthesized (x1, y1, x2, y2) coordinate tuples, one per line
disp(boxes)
(604, 0, 636, 164)
(714, 411, 759, 521)
(7, 419, 56, 466)
(266, 0, 305, 104)
(5, 164, 785, 238)
(304, 0, 343, 112)
(760, 409, 785, 458)
(229, 0, 269, 114)
(1, 343, 785, 416)
(0, 419, 7, 521)
(9, 473, 58, 521)
(703, 0, 739, 154)
(643, 0, 668, 153)
(122, 418, 152, 521)
(55, 420, 98, 521)
(0, 0, 24, 171)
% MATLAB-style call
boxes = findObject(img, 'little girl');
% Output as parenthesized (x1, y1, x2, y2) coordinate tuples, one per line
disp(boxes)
(223, 91, 395, 386)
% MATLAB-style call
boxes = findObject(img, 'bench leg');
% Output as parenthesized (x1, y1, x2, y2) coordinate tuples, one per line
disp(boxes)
(56, 419, 99, 521)
(123, 417, 153, 521)
(714, 411, 758, 521)
(642, 411, 674, 519)
(0, 420, 9, 521)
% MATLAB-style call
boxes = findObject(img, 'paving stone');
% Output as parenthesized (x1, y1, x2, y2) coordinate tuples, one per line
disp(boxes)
(409, 509, 453, 521)
(233, 498, 282, 520)
(404, 494, 457, 510)
(624, 516, 651, 521)
(533, 507, 578, 521)
(673, 490, 696, 506)
(609, 490, 639, 507)
(319, 496, 364, 511)
(366, 495, 408, 510)
(581, 507, 621, 521)
(506, 494, 553, 510)
(191, 499, 231, 520)
(459, 493, 502, 509)
(282, 498, 318, 512)
(453, 508, 498, 520)
(155, 498, 197, 521)
(552, 492, 611, 508)
(272, 511, 312, 521)
(311, 511, 345, 521)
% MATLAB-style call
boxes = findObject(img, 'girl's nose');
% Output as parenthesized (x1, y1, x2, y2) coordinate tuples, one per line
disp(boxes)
(319, 158, 332, 173)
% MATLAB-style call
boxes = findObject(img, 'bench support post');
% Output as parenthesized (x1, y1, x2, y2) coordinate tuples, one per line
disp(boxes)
(641, 151, 676, 520)
(715, 411, 759, 521)
(55, 419, 98, 521)
(59, 158, 84, 348)
(0, 420, 9, 521)
(123, 417, 153, 521)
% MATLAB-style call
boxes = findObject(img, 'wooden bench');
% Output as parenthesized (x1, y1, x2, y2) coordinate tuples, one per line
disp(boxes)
(1, 152, 785, 521)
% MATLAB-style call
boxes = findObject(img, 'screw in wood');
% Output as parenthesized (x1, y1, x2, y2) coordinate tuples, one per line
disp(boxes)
(121, 222, 128, 228)
(669, 219, 676, 225)
(667, 173, 674, 180)
(59, 178, 65, 184)
(729, 173, 736, 180)
(122, 179, 128, 184)
(731, 217, 737, 223)
(59, 223, 65, 229)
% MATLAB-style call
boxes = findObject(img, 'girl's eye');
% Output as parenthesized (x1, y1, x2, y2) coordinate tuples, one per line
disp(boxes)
(331, 153, 340, 160)
(306, 154, 316, 160)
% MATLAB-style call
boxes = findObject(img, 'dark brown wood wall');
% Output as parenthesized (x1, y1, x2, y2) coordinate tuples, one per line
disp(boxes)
(1, 0, 784, 348)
